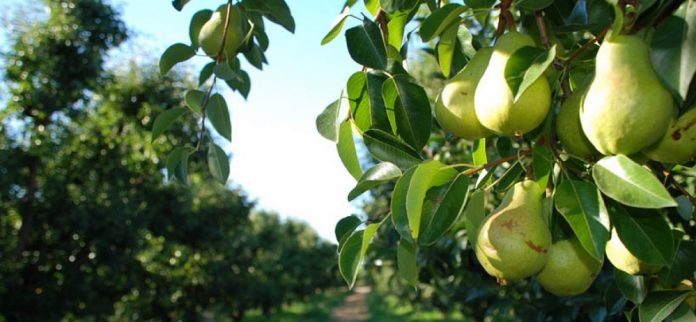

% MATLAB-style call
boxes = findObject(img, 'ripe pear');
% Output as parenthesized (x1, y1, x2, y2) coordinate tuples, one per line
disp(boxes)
(434, 48, 493, 140)
(475, 180, 552, 283)
(536, 238, 603, 296)
(643, 106, 696, 164)
(556, 87, 600, 160)
(199, 5, 245, 58)
(474, 31, 552, 137)
(605, 228, 662, 275)
(580, 34, 673, 155)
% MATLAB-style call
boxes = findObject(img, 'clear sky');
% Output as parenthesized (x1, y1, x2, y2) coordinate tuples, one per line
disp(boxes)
(1, 0, 366, 242)
(119, 0, 365, 242)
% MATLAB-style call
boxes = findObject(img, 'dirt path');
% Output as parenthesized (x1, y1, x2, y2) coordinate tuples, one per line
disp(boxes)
(330, 286, 372, 322)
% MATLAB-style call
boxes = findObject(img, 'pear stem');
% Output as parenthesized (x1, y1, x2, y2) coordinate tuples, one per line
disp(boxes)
(496, 0, 514, 37)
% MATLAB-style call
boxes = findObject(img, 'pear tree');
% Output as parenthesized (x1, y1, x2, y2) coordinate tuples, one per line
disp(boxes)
(161, 0, 696, 320)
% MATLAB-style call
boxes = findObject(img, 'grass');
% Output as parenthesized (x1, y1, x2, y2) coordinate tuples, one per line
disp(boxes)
(366, 292, 472, 322)
(240, 289, 348, 322)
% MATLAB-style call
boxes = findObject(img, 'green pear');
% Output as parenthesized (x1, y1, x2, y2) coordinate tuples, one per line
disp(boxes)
(199, 5, 245, 58)
(434, 48, 493, 140)
(475, 180, 551, 283)
(474, 31, 552, 137)
(556, 87, 600, 160)
(605, 228, 662, 275)
(580, 34, 674, 155)
(536, 238, 603, 297)
(643, 106, 696, 164)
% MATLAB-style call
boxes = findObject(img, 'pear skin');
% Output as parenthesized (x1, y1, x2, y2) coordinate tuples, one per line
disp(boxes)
(474, 31, 552, 137)
(556, 87, 600, 160)
(199, 5, 245, 58)
(536, 238, 603, 296)
(580, 34, 674, 155)
(434, 48, 493, 140)
(605, 228, 662, 275)
(643, 106, 696, 164)
(475, 180, 552, 282)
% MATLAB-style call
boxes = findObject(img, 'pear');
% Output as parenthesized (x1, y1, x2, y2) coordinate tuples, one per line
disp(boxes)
(199, 5, 245, 58)
(474, 31, 552, 137)
(605, 228, 662, 275)
(434, 48, 493, 140)
(475, 180, 551, 283)
(643, 106, 696, 164)
(580, 34, 674, 155)
(536, 238, 603, 297)
(556, 87, 600, 160)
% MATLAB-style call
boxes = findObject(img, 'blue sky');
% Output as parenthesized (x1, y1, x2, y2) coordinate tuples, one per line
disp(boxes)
(1, 0, 367, 242)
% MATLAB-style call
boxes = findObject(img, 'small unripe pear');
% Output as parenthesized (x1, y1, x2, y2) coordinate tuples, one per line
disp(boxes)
(556, 87, 600, 160)
(474, 31, 552, 137)
(536, 238, 603, 297)
(475, 180, 551, 283)
(580, 34, 674, 155)
(643, 106, 696, 164)
(605, 228, 662, 275)
(199, 5, 245, 58)
(434, 48, 493, 140)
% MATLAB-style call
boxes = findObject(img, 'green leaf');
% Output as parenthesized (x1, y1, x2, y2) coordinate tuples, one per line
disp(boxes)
(392, 167, 416, 241)
(462, 190, 486, 249)
(659, 239, 696, 286)
(337, 120, 363, 180)
(532, 142, 554, 190)
(345, 18, 388, 70)
(214, 62, 238, 80)
(608, 202, 674, 266)
(473, 138, 487, 165)
(207, 142, 230, 184)
(515, 0, 554, 10)
(419, 174, 470, 246)
(172, 0, 191, 11)
(614, 264, 649, 304)
(335, 215, 362, 252)
(348, 162, 402, 201)
(189, 9, 212, 50)
(437, 21, 460, 78)
(152, 107, 188, 141)
(420, 3, 466, 42)
(383, 76, 432, 150)
(380, 0, 418, 14)
(670, 303, 696, 322)
(592, 155, 676, 209)
(363, 129, 422, 170)
(165, 146, 195, 182)
(364, 0, 380, 16)
(199, 62, 215, 86)
(405, 161, 457, 239)
(225, 70, 251, 99)
(347, 71, 391, 134)
(159, 43, 196, 76)
(554, 178, 610, 260)
(184, 89, 205, 115)
(397, 238, 419, 287)
(316, 96, 342, 142)
(243, 43, 267, 70)
(207, 94, 232, 141)
(492, 162, 524, 192)
(639, 291, 692, 322)
(504, 45, 556, 102)
(242, 0, 295, 33)
(464, 0, 495, 9)
(651, 3, 696, 100)
(321, 8, 350, 45)
(387, 8, 415, 48)
(338, 217, 386, 288)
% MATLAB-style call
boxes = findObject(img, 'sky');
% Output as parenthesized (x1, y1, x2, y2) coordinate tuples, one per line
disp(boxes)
(1, 0, 367, 242)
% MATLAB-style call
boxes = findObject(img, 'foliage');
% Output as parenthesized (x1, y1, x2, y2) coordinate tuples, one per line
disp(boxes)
(310, 0, 695, 320)
(0, 1, 339, 321)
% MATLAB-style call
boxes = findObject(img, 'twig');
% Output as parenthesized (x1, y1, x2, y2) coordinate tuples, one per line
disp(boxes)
(534, 10, 571, 97)
(458, 150, 532, 176)
(565, 28, 609, 65)
(653, 162, 696, 206)
(375, 9, 389, 45)
(496, 0, 514, 37)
